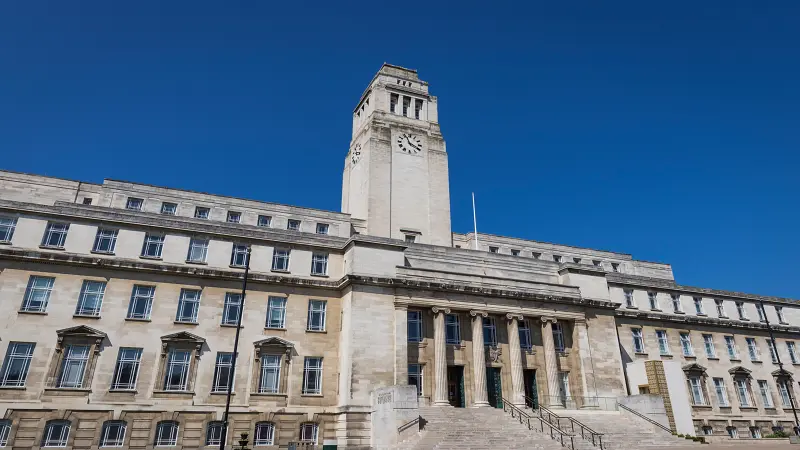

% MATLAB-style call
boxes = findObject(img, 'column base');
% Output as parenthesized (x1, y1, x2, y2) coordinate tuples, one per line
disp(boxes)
(432, 400, 452, 407)
(471, 401, 491, 408)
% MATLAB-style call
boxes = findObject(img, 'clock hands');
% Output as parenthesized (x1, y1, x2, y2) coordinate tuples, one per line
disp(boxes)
(404, 135, 420, 151)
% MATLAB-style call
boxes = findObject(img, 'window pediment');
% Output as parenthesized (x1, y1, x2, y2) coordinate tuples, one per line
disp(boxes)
(682, 363, 707, 374)
(254, 337, 295, 360)
(728, 366, 752, 377)
(161, 331, 205, 345)
(56, 325, 107, 339)
(772, 368, 793, 378)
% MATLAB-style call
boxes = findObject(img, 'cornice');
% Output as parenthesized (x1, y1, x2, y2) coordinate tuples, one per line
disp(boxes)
(614, 309, 800, 335)
(558, 263, 607, 276)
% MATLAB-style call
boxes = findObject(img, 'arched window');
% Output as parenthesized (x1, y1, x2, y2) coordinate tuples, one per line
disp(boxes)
(205, 421, 225, 446)
(42, 420, 70, 447)
(0, 419, 11, 447)
(154, 421, 179, 447)
(299, 422, 318, 444)
(253, 422, 275, 446)
(100, 420, 126, 447)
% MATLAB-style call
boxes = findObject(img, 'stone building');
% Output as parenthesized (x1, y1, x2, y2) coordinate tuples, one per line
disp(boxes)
(0, 63, 797, 448)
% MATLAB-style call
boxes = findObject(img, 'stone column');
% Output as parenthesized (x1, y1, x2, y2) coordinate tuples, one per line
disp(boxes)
(432, 307, 451, 406)
(506, 314, 526, 407)
(573, 318, 598, 408)
(541, 316, 562, 408)
(394, 305, 409, 386)
(470, 310, 490, 407)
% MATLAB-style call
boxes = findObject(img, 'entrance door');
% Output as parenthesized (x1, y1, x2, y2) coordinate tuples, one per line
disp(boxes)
(486, 367, 503, 408)
(447, 366, 465, 407)
(523, 369, 538, 409)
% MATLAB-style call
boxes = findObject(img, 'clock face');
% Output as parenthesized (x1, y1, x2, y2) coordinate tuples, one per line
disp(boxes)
(396, 133, 423, 154)
(351, 143, 362, 165)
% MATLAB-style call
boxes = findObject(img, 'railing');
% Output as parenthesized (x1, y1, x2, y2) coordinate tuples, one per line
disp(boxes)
(398, 415, 421, 433)
(617, 403, 672, 434)
(530, 396, 604, 450)
(540, 395, 619, 411)
(502, 396, 576, 449)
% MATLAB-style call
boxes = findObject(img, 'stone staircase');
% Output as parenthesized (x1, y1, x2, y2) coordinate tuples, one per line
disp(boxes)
(558, 410, 701, 450)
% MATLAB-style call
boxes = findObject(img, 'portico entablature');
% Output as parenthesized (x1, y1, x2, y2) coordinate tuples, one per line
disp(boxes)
(394, 297, 588, 321)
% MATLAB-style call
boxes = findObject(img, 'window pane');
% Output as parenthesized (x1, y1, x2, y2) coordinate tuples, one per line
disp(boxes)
(259, 355, 281, 393)
(164, 350, 191, 391)
(100, 421, 127, 447)
(1, 342, 35, 387)
(176, 289, 201, 323)
(254, 422, 275, 446)
(127, 285, 155, 320)
(22, 275, 55, 312)
(266, 297, 286, 328)
(407, 311, 422, 342)
(222, 293, 242, 325)
(58, 345, 90, 388)
(112, 347, 142, 390)
(0, 217, 17, 242)
(76, 280, 106, 316)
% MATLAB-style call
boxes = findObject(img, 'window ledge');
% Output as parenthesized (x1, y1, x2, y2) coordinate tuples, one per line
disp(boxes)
(691, 404, 713, 409)
(306, 329, 327, 334)
(229, 265, 246, 269)
(707, 357, 720, 361)
(791, 363, 800, 366)
(73, 314, 101, 319)
(660, 354, 673, 358)
(310, 273, 329, 278)
(250, 392, 287, 397)
(210, 391, 236, 396)
(271, 269, 290, 274)
(174, 321, 199, 326)
(90, 250, 115, 256)
(625, 306, 638, 310)
(108, 389, 137, 393)
(139, 255, 163, 261)
(673, 311, 685, 315)
(220, 323, 241, 328)
(751, 360, 763, 364)
(153, 390, 195, 396)
(634, 352, 649, 356)
(739, 318, 750, 322)
(39, 245, 65, 251)
(185, 260, 208, 265)
(44, 387, 91, 393)
(651, 309, 662, 312)
(264, 327, 287, 331)
(125, 317, 151, 322)
(730, 358, 741, 362)
(696, 313, 707, 317)
(0, 386, 26, 390)
(18, 310, 47, 315)
(779, 322, 789, 326)
(683, 355, 696, 359)
(0, 241, 11, 245)
(300, 393, 324, 397)
(739, 406, 759, 411)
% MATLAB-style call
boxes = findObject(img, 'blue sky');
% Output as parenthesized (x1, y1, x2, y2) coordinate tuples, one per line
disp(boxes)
(1, 1, 798, 297)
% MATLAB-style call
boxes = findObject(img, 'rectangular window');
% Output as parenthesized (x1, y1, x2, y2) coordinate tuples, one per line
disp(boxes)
(408, 364, 423, 396)
(736, 302, 748, 320)
(111, 347, 142, 390)
(164, 350, 191, 391)
(0, 342, 35, 387)
(758, 380, 774, 408)
(703, 334, 716, 358)
(259, 355, 281, 393)
(656, 330, 670, 355)
(222, 293, 242, 326)
(21, 275, 55, 312)
(176, 289, 201, 323)
(75, 280, 106, 316)
(41, 222, 69, 248)
(404, 234, 416, 243)
(671, 294, 683, 313)
(532, 252, 541, 260)
(302, 357, 323, 395)
(611, 262, 619, 272)
(390, 93, 398, 113)
(125, 197, 143, 211)
(272, 249, 290, 271)
(624, 289, 635, 308)
(573, 257, 582, 264)
(287, 219, 301, 231)
(558, 372, 571, 402)
(187, 238, 209, 263)
(756, 304, 767, 322)
(632, 328, 645, 353)
(715, 299, 727, 318)
(648, 292, 659, 310)
(728, 428, 739, 439)
(307, 300, 327, 331)
(519, 319, 533, 350)
(776, 306, 787, 324)
(679, 332, 693, 356)
(414, 99, 422, 119)
(212, 352, 234, 393)
(688, 376, 706, 405)
(694, 297, 705, 315)
(92, 228, 118, 253)
(257, 215, 272, 227)
(141, 233, 165, 258)
(254, 423, 275, 446)
(746, 338, 760, 361)
(226, 211, 241, 223)
(266, 297, 287, 329)
(767, 339, 779, 363)
(778, 380, 792, 407)
(0, 216, 17, 242)
(57, 344, 90, 388)
(300, 423, 318, 444)
(788, 341, 798, 364)
(483, 317, 497, 347)
(402, 96, 410, 116)
(511, 249, 520, 256)
(230, 244, 249, 267)
(735, 379, 751, 407)
(408, 311, 422, 342)
(713, 378, 729, 407)
(553, 255, 562, 263)
(315, 223, 329, 235)
(161, 202, 177, 215)
(445, 314, 460, 345)
(127, 285, 155, 320)
(311, 253, 328, 276)
(194, 207, 210, 219)
(82, 197, 92, 204)
(725, 336, 739, 359)
(488, 246, 499, 253)
(552, 323, 565, 352)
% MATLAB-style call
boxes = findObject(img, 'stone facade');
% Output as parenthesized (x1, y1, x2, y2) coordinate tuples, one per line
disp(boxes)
(0, 63, 797, 448)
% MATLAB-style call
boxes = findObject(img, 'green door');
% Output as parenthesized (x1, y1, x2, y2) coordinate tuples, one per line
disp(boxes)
(486, 367, 503, 408)
(524, 369, 538, 409)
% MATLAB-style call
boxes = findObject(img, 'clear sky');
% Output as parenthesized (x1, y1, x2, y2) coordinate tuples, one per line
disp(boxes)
(1, 1, 798, 298)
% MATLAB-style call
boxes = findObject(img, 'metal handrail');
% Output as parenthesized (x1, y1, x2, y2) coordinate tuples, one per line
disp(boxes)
(398, 415, 421, 433)
(502, 396, 576, 449)
(617, 403, 672, 434)
(528, 396, 604, 450)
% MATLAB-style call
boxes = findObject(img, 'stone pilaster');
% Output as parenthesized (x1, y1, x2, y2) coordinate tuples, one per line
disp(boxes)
(573, 318, 598, 408)
(394, 304, 409, 386)
(432, 307, 451, 406)
(506, 313, 525, 407)
(470, 310, 490, 407)
(541, 316, 562, 408)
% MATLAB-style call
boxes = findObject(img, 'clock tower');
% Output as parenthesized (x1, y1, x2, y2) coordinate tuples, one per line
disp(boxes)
(341, 64, 452, 246)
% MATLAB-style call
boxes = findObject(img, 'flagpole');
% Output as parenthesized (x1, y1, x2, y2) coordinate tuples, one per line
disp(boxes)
(472, 192, 480, 250)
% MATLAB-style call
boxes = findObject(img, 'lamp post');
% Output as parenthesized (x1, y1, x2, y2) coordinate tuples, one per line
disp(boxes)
(760, 300, 800, 435)
(219, 246, 251, 450)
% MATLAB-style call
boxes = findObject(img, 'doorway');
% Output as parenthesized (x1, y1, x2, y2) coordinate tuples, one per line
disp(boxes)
(486, 367, 503, 408)
(447, 366, 465, 407)
(523, 369, 538, 409)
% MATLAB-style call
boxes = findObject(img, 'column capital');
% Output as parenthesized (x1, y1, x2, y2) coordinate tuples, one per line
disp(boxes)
(540, 316, 558, 325)
(470, 310, 488, 318)
(431, 306, 451, 315)
(506, 313, 524, 321)
(573, 317, 587, 326)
